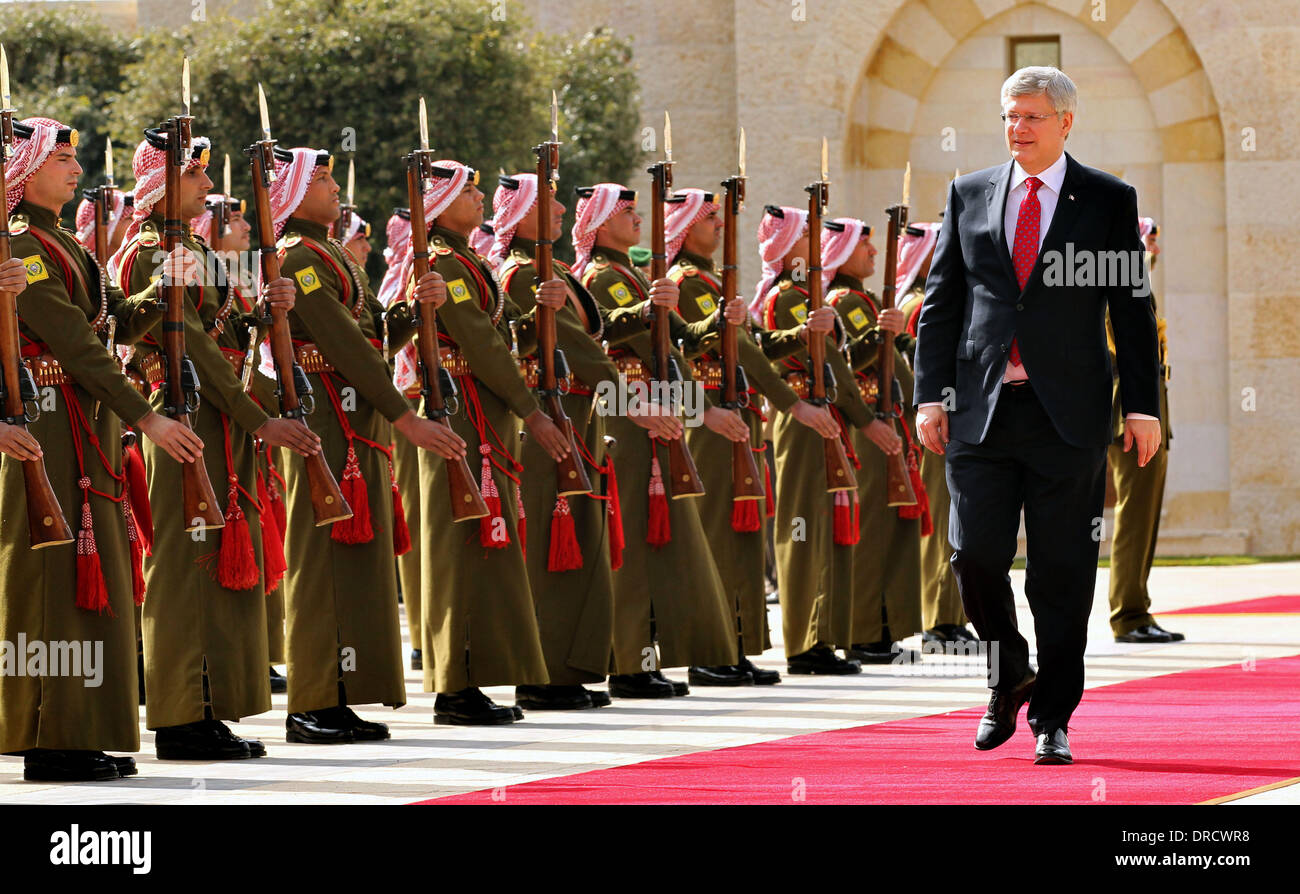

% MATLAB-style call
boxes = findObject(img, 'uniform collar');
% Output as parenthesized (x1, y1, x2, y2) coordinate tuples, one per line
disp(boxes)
(15, 199, 59, 230)
(829, 272, 864, 292)
(1011, 150, 1067, 195)
(286, 217, 330, 242)
(594, 245, 632, 269)
(509, 235, 537, 258)
(432, 225, 470, 254)
(678, 249, 716, 273)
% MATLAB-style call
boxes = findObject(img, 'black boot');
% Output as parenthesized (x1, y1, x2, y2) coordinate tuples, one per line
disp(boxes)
(787, 644, 861, 675)
(738, 657, 781, 685)
(155, 720, 252, 760)
(650, 669, 689, 696)
(583, 686, 612, 708)
(268, 666, 287, 694)
(24, 750, 121, 782)
(333, 706, 390, 741)
(410, 649, 423, 671)
(607, 672, 675, 699)
(515, 685, 595, 710)
(286, 710, 354, 744)
(434, 688, 517, 725)
(687, 665, 753, 686)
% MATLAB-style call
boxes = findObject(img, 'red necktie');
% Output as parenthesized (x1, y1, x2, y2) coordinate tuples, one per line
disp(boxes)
(1008, 176, 1042, 370)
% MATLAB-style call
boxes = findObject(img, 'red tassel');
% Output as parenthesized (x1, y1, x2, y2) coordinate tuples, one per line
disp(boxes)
(217, 476, 260, 591)
(516, 485, 527, 559)
(646, 453, 671, 548)
(763, 452, 775, 519)
(547, 495, 583, 572)
(390, 460, 412, 557)
(833, 489, 860, 546)
(731, 498, 762, 532)
(477, 444, 508, 549)
(894, 414, 933, 536)
(122, 487, 146, 606)
(605, 456, 624, 571)
(258, 471, 287, 593)
(268, 464, 287, 536)
(332, 445, 374, 544)
(74, 480, 112, 615)
(123, 442, 153, 555)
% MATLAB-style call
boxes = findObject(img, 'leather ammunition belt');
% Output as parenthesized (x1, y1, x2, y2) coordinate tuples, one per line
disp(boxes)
(613, 355, 652, 384)
(220, 347, 246, 379)
(139, 350, 165, 388)
(296, 341, 470, 379)
(690, 358, 724, 390)
(857, 371, 879, 404)
(519, 356, 593, 396)
(783, 370, 811, 400)
(23, 353, 148, 397)
(782, 369, 878, 404)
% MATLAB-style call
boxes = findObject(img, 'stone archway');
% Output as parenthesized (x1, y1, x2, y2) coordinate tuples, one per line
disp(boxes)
(840, 0, 1232, 550)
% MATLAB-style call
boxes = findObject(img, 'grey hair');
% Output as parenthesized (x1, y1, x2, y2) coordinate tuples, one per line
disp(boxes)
(1000, 66, 1077, 116)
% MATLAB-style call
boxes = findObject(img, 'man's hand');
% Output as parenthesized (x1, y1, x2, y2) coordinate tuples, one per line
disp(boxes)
(863, 418, 903, 455)
(702, 406, 749, 443)
(161, 245, 200, 286)
(627, 400, 684, 441)
(876, 307, 905, 336)
(799, 306, 837, 341)
(722, 295, 747, 327)
(261, 276, 296, 312)
(0, 421, 43, 461)
(1123, 416, 1162, 467)
(394, 411, 467, 461)
(641, 278, 679, 318)
(916, 405, 948, 455)
(535, 278, 567, 311)
(789, 400, 840, 439)
(524, 409, 571, 462)
(136, 411, 204, 463)
(255, 418, 321, 457)
(412, 270, 448, 308)
(0, 256, 31, 297)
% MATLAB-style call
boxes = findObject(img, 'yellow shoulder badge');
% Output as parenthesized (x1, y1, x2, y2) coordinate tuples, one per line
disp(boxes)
(9, 214, 29, 236)
(695, 294, 717, 315)
(848, 307, 870, 331)
(22, 255, 48, 284)
(608, 282, 634, 306)
(294, 265, 322, 294)
(448, 277, 473, 304)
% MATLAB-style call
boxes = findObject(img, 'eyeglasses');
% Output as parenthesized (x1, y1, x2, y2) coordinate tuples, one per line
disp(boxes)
(1001, 112, 1059, 126)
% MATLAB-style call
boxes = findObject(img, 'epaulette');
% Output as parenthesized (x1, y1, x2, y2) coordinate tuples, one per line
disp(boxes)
(510, 247, 533, 265)
(430, 234, 453, 256)
(827, 286, 850, 304)
(591, 253, 609, 269)
(279, 233, 303, 249)
(778, 279, 793, 291)
(139, 222, 161, 248)
(8, 213, 29, 236)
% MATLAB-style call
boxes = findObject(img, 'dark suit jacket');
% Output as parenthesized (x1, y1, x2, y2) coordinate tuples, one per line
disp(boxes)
(912, 152, 1160, 449)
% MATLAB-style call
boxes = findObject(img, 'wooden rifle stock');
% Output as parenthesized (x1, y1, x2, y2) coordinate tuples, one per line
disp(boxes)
(247, 140, 352, 526)
(805, 181, 857, 493)
(533, 142, 592, 497)
(720, 174, 763, 502)
(647, 159, 704, 498)
(0, 107, 72, 548)
(406, 154, 488, 522)
(877, 205, 917, 507)
(160, 116, 224, 531)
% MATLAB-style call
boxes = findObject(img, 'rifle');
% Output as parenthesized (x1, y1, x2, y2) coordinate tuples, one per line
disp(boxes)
(84, 139, 122, 421)
(719, 128, 763, 502)
(805, 138, 857, 493)
(531, 91, 591, 496)
(407, 97, 488, 522)
(245, 84, 352, 526)
(876, 165, 918, 507)
(332, 159, 355, 241)
(647, 111, 704, 499)
(0, 46, 73, 548)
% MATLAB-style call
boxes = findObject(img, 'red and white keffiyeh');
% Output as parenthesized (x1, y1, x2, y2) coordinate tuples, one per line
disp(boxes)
(342, 212, 369, 244)
(488, 173, 538, 269)
(268, 147, 328, 239)
(74, 189, 128, 256)
(376, 210, 413, 310)
(4, 117, 71, 215)
(1139, 216, 1156, 240)
(664, 188, 718, 268)
(895, 221, 941, 296)
(571, 182, 633, 278)
(469, 219, 495, 259)
(189, 193, 242, 244)
(750, 205, 808, 319)
(110, 132, 210, 278)
(819, 217, 869, 289)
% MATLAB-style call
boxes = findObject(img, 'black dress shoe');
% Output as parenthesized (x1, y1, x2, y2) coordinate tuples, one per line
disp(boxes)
(434, 688, 517, 725)
(738, 657, 781, 685)
(1115, 623, 1184, 644)
(333, 706, 390, 741)
(923, 624, 978, 644)
(1034, 727, 1073, 764)
(138, 653, 146, 706)
(107, 755, 138, 777)
(847, 641, 907, 664)
(410, 649, 423, 671)
(583, 687, 612, 707)
(688, 665, 753, 686)
(787, 645, 861, 675)
(650, 669, 689, 696)
(608, 672, 675, 699)
(24, 749, 120, 782)
(268, 666, 287, 694)
(975, 670, 1036, 751)
(286, 711, 354, 744)
(208, 720, 267, 757)
(155, 720, 252, 760)
(515, 684, 594, 710)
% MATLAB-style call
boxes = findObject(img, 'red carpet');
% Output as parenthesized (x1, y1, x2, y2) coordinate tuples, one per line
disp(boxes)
(420, 655, 1300, 805)
(1161, 594, 1300, 615)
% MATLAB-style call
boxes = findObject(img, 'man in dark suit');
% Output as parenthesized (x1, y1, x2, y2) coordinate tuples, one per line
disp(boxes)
(912, 67, 1162, 765)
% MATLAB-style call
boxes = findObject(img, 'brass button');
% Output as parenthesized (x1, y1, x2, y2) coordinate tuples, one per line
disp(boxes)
(325, 496, 334, 504)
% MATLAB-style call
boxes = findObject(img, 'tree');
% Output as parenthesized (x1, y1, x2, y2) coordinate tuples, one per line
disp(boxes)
(0, 5, 139, 217)
(105, 0, 643, 276)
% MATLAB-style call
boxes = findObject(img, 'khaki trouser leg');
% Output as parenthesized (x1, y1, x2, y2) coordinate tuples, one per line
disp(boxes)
(1107, 440, 1167, 636)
